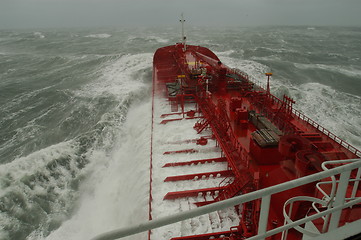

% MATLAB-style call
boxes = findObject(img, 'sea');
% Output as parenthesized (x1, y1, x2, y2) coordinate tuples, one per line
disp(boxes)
(0, 26, 360, 240)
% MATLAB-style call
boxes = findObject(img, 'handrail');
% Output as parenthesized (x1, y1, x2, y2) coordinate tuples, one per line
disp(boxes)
(282, 196, 328, 239)
(282, 158, 361, 239)
(252, 197, 361, 240)
(91, 158, 361, 240)
(232, 66, 361, 157)
(291, 108, 361, 157)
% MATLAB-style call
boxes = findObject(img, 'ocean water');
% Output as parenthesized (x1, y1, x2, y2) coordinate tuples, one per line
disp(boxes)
(0, 26, 360, 239)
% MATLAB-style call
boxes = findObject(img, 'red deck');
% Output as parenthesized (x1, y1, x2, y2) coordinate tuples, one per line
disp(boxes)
(150, 43, 361, 240)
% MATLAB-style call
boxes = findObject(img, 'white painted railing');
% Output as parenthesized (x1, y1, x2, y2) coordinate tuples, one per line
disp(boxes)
(281, 158, 361, 239)
(91, 158, 361, 240)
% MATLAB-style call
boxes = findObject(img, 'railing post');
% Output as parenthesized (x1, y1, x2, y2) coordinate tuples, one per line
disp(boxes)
(258, 194, 271, 237)
(91, 160, 361, 240)
(351, 167, 361, 199)
(281, 201, 294, 240)
(328, 170, 351, 231)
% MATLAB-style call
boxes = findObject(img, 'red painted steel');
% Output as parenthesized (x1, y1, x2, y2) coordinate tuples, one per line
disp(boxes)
(163, 186, 226, 200)
(163, 149, 198, 155)
(164, 170, 233, 182)
(162, 157, 227, 167)
(160, 110, 196, 118)
(151, 42, 361, 240)
(170, 230, 233, 240)
(160, 116, 199, 124)
(166, 136, 212, 145)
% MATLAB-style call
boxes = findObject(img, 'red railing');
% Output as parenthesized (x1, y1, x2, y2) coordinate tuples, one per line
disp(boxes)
(231, 68, 361, 158)
(292, 108, 361, 157)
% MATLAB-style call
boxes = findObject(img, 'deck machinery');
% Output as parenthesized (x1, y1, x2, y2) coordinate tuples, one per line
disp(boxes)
(151, 41, 361, 240)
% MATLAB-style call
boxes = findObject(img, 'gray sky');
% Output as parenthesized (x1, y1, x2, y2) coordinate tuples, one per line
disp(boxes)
(1, 0, 361, 29)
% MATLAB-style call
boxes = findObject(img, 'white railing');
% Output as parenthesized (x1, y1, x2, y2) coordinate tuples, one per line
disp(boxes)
(91, 159, 361, 240)
(282, 158, 361, 239)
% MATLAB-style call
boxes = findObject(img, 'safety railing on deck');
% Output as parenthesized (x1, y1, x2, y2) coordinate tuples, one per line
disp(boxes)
(232, 68, 361, 158)
(91, 159, 361, 240)
(291, 108, 361, 157)
(282, 158, 361, 239)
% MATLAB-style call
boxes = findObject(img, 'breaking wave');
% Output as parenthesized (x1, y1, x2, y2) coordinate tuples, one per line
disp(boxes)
(0, 26, 360, 240)
(85, 34, 112, 39)
(0, 50, 153, 239)
(33, 32, 45, 39)
(294, 63, 361, 78)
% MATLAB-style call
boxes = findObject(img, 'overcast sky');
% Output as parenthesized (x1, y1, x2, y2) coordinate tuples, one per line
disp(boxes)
(1, 0, 361, 29)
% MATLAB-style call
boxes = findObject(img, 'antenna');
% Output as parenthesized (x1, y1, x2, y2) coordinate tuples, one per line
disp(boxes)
(180, 13, 187, 51)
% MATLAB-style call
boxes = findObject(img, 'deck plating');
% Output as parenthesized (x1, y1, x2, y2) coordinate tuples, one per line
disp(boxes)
(150, 39, 361, 240)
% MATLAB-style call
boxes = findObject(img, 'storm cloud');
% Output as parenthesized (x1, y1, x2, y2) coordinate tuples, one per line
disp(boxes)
(1, 0, 360, 29)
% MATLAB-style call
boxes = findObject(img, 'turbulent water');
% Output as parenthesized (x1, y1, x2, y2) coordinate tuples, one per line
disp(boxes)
(0, 26, 360, 240)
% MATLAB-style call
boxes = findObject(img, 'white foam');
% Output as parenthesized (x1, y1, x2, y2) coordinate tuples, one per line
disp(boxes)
(149, 97, 239, 240)
(220, 56, 271, 87)
(33, 32, 45, 39)
(289, 82, 361, 149)
(85, 33, 112, 39)
(146, 36, 169, 43)
(41, 100, 151, 240)
(0, 140, 84, 239)
(128, 35, 170, 44)
(221, 56, 361, 150)
(294, 63, 361, 78)
(30, 53, 155, 240)
(0, 51, 155, 239)
(0, 141, 76, 195)
(215, 49, 236, 57)
(74, 53, 152, 100)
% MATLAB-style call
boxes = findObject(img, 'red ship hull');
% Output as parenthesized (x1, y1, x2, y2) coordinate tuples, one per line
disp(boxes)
(149, 43, 361, 240)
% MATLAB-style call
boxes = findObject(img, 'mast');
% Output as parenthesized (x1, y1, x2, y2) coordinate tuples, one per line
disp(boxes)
(265, 72, 272, 94)
(180, 13, 187, 51)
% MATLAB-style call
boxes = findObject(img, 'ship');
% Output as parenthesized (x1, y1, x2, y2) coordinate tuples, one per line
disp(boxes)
(92, 16, 361, 240)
